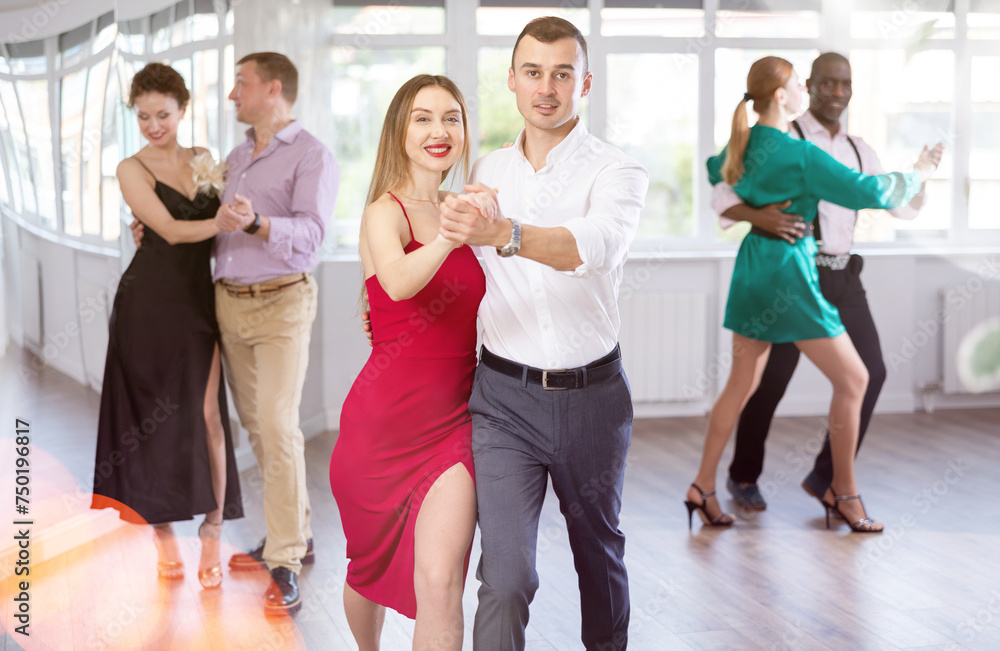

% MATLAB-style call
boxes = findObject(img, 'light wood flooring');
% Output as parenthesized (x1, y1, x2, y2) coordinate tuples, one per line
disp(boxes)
(1, 345, 999, 650)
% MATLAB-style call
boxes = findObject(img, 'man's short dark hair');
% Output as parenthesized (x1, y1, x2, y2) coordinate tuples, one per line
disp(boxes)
(512, 16, 588, 73)
(810, 52, 850, 79)
(237, 52, 298, 105)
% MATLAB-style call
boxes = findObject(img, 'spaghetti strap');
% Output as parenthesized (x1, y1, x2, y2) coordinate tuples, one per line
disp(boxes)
(386, 191, 415, 241)
(132, 156, 157, 182)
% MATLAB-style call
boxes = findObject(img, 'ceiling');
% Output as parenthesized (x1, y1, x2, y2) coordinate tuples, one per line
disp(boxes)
(0, 0, 179, 43)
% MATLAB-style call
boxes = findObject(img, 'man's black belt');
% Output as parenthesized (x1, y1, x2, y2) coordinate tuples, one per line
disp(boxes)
(479, 345, 622, 390)
(750, 222, 815, 241)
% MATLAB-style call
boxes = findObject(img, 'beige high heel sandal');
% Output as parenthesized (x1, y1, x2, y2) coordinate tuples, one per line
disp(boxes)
(198, 519, 224, 589)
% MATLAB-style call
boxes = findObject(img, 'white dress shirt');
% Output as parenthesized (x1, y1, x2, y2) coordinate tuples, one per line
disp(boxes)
(471, 119, 649, 369)
(712, 109, 925, 255)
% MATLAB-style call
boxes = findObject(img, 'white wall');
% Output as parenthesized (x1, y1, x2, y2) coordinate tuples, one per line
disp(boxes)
(3, 212, 999, 467)
(318, 248, 1000, 428)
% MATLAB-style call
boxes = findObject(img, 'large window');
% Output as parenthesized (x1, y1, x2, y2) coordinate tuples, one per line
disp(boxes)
(327, 1, 999, 252)
(0, 2, 233, 246)
(969, 54, 1000, 230)
(849, 49, 954, 240)
(1, 2, 998, 252)
(607, 53, 698, 239)
(330, 47, 447, 243)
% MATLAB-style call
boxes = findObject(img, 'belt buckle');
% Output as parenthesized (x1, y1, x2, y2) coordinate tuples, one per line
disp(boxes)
(541, 369, 569, 391)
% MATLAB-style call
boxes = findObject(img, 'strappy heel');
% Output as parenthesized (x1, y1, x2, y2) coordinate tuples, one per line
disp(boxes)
(198, 519, 224, 589)
(153, 524, 184, 580)
(825, 490, 883, 533)
(684, 483, 735, 530)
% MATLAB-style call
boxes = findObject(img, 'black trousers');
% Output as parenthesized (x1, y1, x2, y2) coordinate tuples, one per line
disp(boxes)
(728, 254, 887, 492)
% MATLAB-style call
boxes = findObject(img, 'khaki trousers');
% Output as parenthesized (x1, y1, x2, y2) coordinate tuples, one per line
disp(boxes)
(215, 273, 317, 573)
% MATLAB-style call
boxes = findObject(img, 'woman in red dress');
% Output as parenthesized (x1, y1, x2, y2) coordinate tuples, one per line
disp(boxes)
(330, 75, 490, 650)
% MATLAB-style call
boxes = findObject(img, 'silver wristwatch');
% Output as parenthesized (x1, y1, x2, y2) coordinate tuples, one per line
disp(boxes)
(497, 218, 521, 257)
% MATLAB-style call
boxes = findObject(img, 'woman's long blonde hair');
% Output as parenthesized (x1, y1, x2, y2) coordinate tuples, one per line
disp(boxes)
(721, 56, 794, 185)
(359, 75, 471, 314)
(365, 74, 471, 208)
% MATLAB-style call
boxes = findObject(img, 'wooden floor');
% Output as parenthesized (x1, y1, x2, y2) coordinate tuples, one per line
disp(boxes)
(2, 345, 999, 650)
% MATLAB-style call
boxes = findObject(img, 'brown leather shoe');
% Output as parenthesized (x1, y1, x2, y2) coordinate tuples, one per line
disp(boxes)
(264, 567, 301, 616)
(229, 536, 315, 571)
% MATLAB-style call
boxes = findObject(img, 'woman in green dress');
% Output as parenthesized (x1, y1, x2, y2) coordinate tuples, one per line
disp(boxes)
(685, 56, 940, 533)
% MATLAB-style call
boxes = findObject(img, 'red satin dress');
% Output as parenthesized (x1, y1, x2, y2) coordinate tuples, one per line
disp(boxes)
(330, 192, 485, 618)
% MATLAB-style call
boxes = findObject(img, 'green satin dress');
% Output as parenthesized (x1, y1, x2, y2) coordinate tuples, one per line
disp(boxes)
(707, 124, 923, 343)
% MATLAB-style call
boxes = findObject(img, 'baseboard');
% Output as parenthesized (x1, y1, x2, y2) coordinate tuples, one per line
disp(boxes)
(235, 444, 257, 474)
(22, 340, 86, 386)
(871, 392, 918, 414)
(300, 411, 327, 439)
(921, 391, 1000, 412)
(633, 402, 711, 419)
(632, 392, 921, 420)
(0, 509, 124, 581)
(325, 408, 341, 434)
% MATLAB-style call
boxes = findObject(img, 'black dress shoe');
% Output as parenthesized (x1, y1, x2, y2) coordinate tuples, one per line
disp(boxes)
(726, 477, 767, 511)
(229, 536, 315, 571)
(264, 567, 302, 616)
(801, 471, 829, 502)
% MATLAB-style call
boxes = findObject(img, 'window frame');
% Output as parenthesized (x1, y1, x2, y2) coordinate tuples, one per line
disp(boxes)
(327, 0, 1000, 253)
(1, 1, 998, 255)
(0, 2, 234, 253)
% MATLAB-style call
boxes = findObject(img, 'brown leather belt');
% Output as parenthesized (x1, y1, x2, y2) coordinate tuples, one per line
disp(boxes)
(221, 273, 308, 298)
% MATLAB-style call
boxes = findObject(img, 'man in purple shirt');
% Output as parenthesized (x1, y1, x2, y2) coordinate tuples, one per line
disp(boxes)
(211, 52, 338, 616)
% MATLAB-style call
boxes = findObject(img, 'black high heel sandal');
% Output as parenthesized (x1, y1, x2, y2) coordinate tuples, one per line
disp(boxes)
(684, 483, 735, 530)
(825, 490, 883, 534)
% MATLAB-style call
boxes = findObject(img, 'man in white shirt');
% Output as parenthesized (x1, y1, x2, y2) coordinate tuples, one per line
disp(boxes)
(439, 16, 647, 651)
(712, 52, 934, 511)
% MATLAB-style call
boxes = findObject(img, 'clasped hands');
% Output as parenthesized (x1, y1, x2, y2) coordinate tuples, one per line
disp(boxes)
(215, 193, 255, 232)
(753, 141, 946, 243)
(438, 183, 506, 248)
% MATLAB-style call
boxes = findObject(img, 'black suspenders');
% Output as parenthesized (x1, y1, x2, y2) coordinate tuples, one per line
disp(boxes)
(789, 119, 863, 247)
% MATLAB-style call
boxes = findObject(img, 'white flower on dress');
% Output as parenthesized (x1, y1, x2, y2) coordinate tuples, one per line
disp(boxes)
(190, 151, 227, 197)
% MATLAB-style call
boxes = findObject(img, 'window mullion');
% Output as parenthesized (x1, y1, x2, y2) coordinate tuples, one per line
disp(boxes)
(952, 0, 973, 241)
(698, 0, 719, 246)
(447, 0, 477, 164)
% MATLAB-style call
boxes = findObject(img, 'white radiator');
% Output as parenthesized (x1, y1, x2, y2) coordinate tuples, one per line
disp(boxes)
(618, 292, 708, 402)
(941, 283, 1000, 394)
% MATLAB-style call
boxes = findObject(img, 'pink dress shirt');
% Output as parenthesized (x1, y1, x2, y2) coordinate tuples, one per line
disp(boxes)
(213, 120, 339, 284)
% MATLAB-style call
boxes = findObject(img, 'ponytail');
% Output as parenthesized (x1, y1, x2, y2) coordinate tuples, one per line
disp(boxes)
(721, 96, 751, 185)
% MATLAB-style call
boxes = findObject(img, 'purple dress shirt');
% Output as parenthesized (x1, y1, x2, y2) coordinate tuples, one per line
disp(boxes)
(213, 120, 339, 284)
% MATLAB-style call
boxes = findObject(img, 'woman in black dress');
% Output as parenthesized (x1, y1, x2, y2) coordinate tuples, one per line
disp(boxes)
(91, 63, 242, 588)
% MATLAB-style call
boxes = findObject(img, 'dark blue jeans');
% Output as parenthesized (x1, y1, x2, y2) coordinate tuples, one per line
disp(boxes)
(470, 353, 632, 651)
